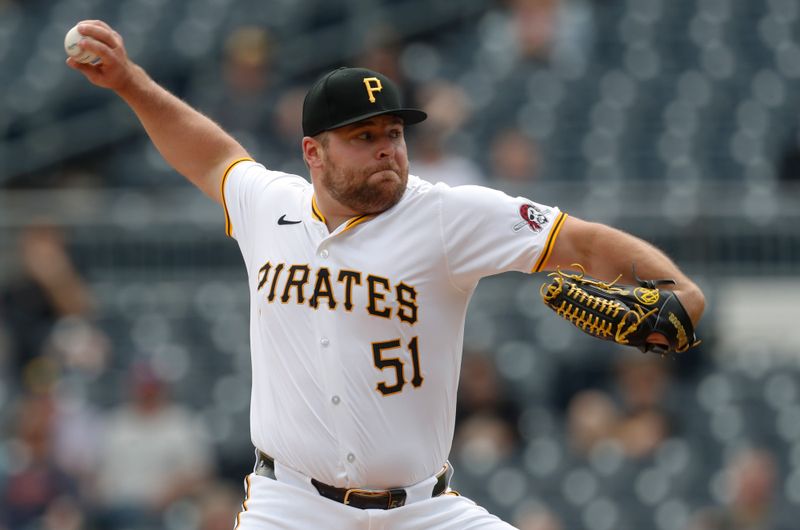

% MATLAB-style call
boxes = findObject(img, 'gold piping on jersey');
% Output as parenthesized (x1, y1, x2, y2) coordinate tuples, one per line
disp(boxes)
(342, 214, 376, 233)
(311, 196, 326, 223)
(310, 196, 376, 232)
(533, 212, 568, 273)
(234, 474, 252, 529)
(221, 157, 255, 237)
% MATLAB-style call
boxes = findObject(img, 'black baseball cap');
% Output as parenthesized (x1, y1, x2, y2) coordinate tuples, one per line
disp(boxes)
(302, 67, 427, 137)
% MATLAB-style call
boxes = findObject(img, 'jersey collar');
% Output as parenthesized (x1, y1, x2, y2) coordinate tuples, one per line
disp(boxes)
(310, 195, 375, 235)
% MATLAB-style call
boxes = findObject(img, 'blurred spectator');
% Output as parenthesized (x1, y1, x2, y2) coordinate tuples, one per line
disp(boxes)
(356, 26, 411, 100)
(51, 386, 104, 494)
(509, 0, 559, 61)
(270, 86, 309, 174)
(728, 450, 778, 526)
(416, 80, 473, 138)
(456, 353, 522, 434)
(409, 80, 485, 186)
(489, 127, 540, 191)
(42, 316, 111, 379)
(453, 414, 518, 474)
(687, 448, 793, 530)
(613, 353, 672, 410)
(188, 26, 277, 159)
(0, 223, 94, 378)
(513, 504, 564, 530)
(91, 362, 213, 528)
(41, 496, 87, 530)
(611, 354, 674, 458)
(195, 480, 245, 530)
(454, 353, 522, 471)
(273, 87, 305, 141)
(0, 392, 80, 529)
(410, 123, 486, 187)
(565, 389, 619, 456)
(565, 356, 674, 460)
(505, 0, 594, 68)
(614, 406, 670, 459)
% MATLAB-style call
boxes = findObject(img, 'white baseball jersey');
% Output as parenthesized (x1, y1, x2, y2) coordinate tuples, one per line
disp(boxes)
(222, 158, 566, 490)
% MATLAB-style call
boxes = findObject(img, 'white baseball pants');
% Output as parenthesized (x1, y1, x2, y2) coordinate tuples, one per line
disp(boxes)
(233, 469, 517, 529)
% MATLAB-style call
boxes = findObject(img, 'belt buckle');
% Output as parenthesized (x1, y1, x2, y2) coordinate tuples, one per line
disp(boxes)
(343, 488, 387, 506)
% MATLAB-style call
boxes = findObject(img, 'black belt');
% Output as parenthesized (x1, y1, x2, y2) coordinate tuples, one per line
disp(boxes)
(254, 451, 451, 510)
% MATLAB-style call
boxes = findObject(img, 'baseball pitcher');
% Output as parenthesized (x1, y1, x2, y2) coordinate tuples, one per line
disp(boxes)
(68, 20, 705, 529)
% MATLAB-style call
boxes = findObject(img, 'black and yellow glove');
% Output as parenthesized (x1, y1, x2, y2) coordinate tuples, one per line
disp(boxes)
(540, 264, 700, 355)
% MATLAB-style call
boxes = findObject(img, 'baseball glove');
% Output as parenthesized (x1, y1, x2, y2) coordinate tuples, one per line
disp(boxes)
(540, 264, 699, 355)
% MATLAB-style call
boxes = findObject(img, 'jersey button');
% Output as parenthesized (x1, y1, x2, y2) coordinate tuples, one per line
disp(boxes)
(320, 338, 330, 347)
(331, 395, 340, 405)
(319, 249, 329, 259)
(347, 453, 356, 463)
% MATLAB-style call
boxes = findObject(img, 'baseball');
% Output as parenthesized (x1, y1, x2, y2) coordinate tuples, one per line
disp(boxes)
(64, 25, 101, 65)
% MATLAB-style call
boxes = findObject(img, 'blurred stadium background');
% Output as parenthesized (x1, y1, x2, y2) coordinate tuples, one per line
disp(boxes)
(2, 0, 800, 529)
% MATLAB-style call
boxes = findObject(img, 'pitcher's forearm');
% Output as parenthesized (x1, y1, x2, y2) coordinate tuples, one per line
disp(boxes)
(588, 225, 705, 324)
(116, 64, 248, 203)
(547, 217, 706, 326)
(67, 21, 250, 202)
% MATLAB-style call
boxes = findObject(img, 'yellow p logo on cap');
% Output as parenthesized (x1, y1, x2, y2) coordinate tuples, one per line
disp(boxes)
(363, 77, 383, 103)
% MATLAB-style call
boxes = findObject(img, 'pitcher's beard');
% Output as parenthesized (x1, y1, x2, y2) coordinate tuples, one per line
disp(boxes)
(321, 163, 408, 215)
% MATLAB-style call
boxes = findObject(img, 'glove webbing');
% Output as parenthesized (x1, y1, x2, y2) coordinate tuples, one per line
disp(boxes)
(544, 277, 620, 338)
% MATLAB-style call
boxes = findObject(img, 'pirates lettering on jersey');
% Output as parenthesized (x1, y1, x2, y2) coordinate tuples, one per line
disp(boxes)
(267, 263, 284, 302)
(257, 261, 418, 324)
(395, 283, 418, 325)
(281, 264, 310, 304)
(367, 275, 392, 319)
(308, 267, 336, 309)
(337, 270, 361, 311)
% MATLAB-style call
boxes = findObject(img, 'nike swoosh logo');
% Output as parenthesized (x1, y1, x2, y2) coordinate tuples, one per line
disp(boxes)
(278, 214, 302, 225)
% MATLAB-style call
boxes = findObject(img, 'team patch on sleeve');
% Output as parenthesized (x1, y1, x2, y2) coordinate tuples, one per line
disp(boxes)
(513, 203, 551, 233)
